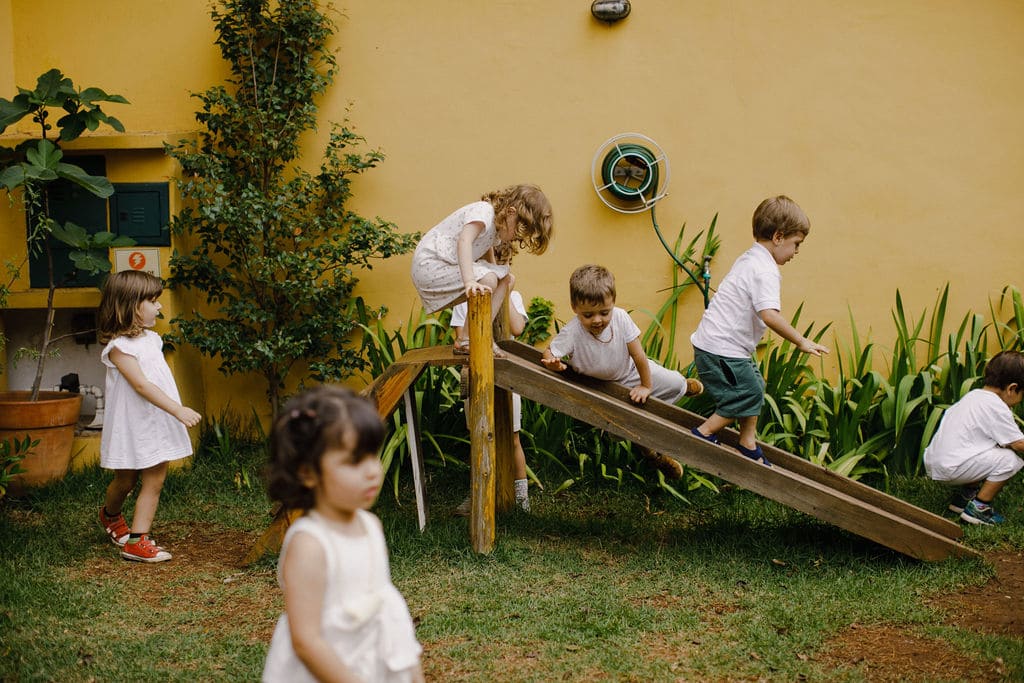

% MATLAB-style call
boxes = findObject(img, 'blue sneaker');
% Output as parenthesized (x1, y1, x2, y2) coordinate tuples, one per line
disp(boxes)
(960, 499, 1006, 526)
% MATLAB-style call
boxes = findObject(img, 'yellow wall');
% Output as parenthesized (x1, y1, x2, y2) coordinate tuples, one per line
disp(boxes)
(3, 1, 1024, 420)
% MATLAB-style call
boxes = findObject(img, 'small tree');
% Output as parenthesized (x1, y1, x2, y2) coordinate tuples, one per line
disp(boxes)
(167, 0, 417, 415)
(0, 69, 132, 399)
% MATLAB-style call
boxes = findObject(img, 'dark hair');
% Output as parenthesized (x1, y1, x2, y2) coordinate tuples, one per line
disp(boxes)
(752, 195, 810, 240)
(569, 264, 616, 307)
(983, 351, 1024, 390)
(267, 385, 385, 511)
(97, 271, 164, 343)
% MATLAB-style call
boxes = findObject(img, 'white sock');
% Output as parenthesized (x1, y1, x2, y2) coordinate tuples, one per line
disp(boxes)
(514, 478, 529, 511)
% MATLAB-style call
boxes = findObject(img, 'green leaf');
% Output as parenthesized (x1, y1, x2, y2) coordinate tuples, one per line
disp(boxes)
(0, 93, 33, 130)
(0, 164, 26, 190)
(25, 139, 62, 170)
(54, 162, 114, 197)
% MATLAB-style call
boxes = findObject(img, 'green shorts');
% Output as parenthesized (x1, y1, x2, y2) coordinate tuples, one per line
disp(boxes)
(693, 347, 765, 418)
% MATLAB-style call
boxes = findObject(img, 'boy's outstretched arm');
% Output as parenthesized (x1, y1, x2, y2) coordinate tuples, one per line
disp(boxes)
(758, 309, 830, 356)
(541, 348, 567, 372)
(626, 338, 653, 404)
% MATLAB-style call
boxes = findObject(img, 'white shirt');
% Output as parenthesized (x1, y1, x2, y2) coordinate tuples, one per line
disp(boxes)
(691, 242, 781, 358)
(923, 389, 1024, 473)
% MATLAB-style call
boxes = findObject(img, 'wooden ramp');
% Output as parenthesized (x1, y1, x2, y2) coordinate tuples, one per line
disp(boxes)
(245, 337, 978, 564)
(493, 341, 976, 562)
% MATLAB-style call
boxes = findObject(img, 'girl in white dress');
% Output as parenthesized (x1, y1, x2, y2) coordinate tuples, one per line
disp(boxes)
(96, 270, 202, 563)
(410, 184, 553, 356)
(263, 386, 423, 683)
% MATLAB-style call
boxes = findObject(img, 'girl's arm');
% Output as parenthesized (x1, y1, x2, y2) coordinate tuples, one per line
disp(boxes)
(626, 338, 653, 404)
(282, 533, 362, 683)
(108, 347, 201, 427)
(758, 309, 829, 356)
(457, 221, 490, 297)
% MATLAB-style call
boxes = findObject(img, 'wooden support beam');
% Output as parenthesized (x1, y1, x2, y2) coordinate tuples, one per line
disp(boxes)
(403, 389, 429, 531)
(467, 292, 496, 553)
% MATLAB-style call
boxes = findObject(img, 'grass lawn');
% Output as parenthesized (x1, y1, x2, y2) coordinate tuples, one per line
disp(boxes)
(1, 442, 1022, 682)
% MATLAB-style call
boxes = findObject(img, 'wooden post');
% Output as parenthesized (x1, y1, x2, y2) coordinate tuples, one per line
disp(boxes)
(492, 293, 516, 513)
(467, 291, 496, 553)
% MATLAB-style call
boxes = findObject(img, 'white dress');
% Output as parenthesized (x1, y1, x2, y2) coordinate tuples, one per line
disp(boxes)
(410, 200, 509, 313)
(263, 510, 422, 683)
(548, 307, 688, 403)
(99, 330, 192, 469)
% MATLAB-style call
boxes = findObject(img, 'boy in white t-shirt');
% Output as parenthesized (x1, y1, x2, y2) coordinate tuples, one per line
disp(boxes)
(689, 195, 829, 467)
(923, 350, 1024, 526)
(541, 264, 704, 479)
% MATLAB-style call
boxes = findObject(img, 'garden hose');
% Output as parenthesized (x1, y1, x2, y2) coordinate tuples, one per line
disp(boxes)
(600, 142, 660, 202)
(649, 204, 711, 309)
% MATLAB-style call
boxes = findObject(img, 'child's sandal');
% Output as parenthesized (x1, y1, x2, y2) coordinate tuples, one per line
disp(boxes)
(736, 443, 772, 468)
(452, 338, 506, 359)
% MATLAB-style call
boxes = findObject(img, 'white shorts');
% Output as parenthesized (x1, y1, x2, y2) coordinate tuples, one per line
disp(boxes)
(926, 446, 1024, 485)
(464, 392, 521, 432)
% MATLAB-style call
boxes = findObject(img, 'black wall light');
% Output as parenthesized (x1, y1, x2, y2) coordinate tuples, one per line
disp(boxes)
(591, 0, 631, 23)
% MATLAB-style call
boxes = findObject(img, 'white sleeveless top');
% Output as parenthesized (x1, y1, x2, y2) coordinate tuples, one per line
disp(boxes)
(262, 510, 421, 682)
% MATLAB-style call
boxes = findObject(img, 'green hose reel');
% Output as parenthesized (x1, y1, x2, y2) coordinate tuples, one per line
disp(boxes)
(600, 142, 660, 202)
(592, 133, 669, 213)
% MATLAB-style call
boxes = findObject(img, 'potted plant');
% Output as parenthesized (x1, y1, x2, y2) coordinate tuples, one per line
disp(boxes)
(0, 69, 132, 488)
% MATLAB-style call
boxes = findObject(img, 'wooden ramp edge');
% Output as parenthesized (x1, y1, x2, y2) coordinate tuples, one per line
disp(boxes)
(498, 340, 962, 542)
(242, 351, 452, 566)
(494, 341, 978, 562)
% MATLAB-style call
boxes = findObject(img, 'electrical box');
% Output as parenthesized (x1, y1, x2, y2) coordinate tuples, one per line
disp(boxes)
(110, 183, 170, 246)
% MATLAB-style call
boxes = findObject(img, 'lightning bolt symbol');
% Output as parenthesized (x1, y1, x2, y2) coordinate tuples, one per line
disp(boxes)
(129, 252, 144, 269)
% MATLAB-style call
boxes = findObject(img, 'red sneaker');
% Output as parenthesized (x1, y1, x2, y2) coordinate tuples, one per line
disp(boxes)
(98, 507, 131, 547)
(121, 535, 172, 563)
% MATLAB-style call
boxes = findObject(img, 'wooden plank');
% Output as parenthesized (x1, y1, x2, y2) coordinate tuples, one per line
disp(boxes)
(494, 387, 516, 512)
(493, 292, 515, 512)
(362, 360, 428, 418)
(403, 389, 429, 531)
(493, 350, 979, 561)
(467, 293, 496, 553)
(498, 340, 962, 542)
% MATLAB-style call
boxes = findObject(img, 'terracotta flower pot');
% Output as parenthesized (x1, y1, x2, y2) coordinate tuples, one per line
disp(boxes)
(0, 391, 83, 490)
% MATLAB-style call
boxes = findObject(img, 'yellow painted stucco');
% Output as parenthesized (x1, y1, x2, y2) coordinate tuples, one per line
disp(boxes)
(2, 1, 1023, 423)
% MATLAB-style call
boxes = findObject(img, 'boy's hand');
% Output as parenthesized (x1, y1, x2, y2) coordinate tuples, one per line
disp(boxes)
(540, 355, 567, 372)
(799, 339, 830, 356)
(176, 406, 202, 428)
(629, 385, 652, 404)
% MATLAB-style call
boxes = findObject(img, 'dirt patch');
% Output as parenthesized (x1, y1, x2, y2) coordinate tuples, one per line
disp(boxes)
(76, 522, 280, 643)
(817, 623, 1005, 682)
(817, 550, 1022, 682)
(928, 549, 1024, 636)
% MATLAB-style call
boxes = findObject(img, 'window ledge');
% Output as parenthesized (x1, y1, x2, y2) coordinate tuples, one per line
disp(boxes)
(3, 289, 101, 310)
(0, 131, 196, 150)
